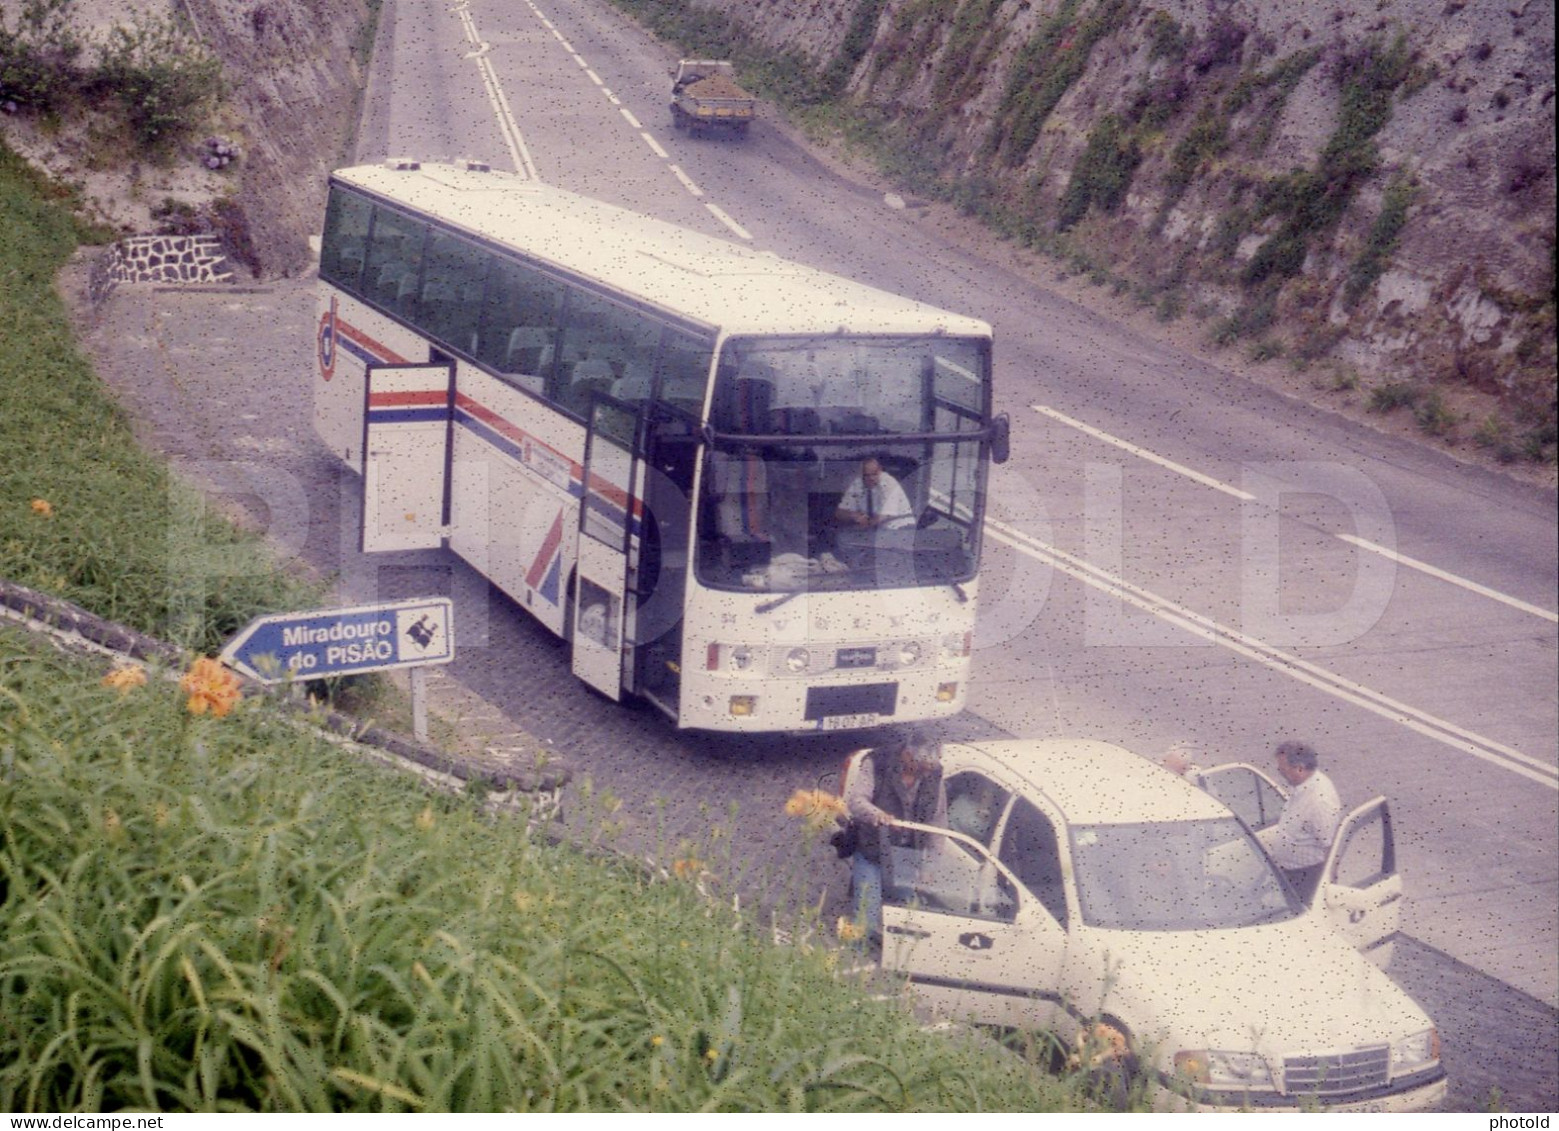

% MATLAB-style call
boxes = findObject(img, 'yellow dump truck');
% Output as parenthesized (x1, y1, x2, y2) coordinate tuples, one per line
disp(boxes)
(670, 60, 755, 138)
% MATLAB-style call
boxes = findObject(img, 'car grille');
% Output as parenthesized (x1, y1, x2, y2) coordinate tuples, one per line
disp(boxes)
(1283, 1046, 1391, 1095)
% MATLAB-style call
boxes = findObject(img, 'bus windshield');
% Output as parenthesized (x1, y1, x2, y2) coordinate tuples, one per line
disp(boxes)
(696, 335, 990, 592)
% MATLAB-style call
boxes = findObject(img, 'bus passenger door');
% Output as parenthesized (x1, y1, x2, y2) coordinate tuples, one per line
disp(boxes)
(573, 398, 641, 700)
(361, 363, 453, 552)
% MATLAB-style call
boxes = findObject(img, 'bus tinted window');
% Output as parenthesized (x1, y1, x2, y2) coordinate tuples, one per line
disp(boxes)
(477, 257, 565, 393)
(555, 291, 663, 417)
(363, 207, 427, 316)
(320, 189, 372, 290)
(418, 230, 488, 355)
(658, 332, 713, 414)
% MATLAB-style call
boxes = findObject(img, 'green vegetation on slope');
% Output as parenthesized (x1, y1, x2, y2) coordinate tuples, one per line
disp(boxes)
(0, 632, 1089, 1111)
(0, 139, 315, 656)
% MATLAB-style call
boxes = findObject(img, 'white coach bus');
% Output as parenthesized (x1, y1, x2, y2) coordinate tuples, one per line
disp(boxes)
(314, 160, 1010, 732)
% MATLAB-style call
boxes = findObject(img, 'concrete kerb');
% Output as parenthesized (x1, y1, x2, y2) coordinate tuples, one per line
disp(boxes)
(0, 577, 573, 814)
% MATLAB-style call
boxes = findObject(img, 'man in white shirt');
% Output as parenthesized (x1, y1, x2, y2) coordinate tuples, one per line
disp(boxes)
(834, 457, 914, 566)
(1257, 741, 1343, 899)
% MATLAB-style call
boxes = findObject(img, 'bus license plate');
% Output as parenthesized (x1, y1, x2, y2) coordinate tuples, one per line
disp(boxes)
(822, 713, 879, 731)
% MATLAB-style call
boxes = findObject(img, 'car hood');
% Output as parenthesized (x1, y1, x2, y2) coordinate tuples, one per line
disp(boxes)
(1079, 915, 1430, 1057)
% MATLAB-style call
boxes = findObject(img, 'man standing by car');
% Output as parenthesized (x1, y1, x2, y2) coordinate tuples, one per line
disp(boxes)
(843, 727, 947, 939)
(1258, 741, 1343, 899)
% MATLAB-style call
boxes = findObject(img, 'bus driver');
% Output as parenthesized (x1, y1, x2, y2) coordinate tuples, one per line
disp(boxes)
(834, 457, 914, 566)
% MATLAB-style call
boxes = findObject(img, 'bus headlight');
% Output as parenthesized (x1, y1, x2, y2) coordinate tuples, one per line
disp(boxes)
(785, 647, 810, 673)
(897, 641, 922, 667)
(729, 645, 754, 671)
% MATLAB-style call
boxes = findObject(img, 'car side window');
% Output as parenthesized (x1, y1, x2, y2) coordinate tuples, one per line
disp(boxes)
(880, 832, 1017, 923)
(946, 771, 1009, 846)
(1200, 766, 1286, 831)
(1331, 802, 1394, 888)
(998, 799, 1068, 927)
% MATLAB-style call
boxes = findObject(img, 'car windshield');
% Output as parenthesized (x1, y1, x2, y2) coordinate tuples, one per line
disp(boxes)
(1070, 818, 1299, 931)
(695, 335, 990, 593)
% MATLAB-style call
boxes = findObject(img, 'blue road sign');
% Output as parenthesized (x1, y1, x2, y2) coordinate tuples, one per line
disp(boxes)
(220, 598, 454, 683)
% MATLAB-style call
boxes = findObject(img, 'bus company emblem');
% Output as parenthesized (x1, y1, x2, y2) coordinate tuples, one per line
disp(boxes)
(317, 299, 338, 381)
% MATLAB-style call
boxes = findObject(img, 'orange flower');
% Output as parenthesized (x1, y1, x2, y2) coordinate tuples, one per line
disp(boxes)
(30, 498, 53, 517)
(672, 855, 704, 880)
(784, 788, 848, 831)
(835, 916, 866, 942)
(180, 656, 242, 717)
(102, 664, 148, 693)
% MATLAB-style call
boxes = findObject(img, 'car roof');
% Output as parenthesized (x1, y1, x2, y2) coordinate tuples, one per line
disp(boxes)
(946, 738, 1235, 826)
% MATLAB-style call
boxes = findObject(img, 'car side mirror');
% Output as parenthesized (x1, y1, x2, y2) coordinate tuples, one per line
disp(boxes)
(989, 412, 1010, 464)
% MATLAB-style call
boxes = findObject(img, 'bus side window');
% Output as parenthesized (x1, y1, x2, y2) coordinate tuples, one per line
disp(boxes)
(419, 232, 487, 355)
(478, 258, 564, 391)
(658, 333, 713, 413)
(363, 207, 427, 314)
(320, 189, 372, 291)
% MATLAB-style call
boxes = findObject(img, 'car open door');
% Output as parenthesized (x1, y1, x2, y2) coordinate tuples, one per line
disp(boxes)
(1314, 797, 1402, 968)
(1196, 763, 1288, 833)
(878, 822, 1065, 1033)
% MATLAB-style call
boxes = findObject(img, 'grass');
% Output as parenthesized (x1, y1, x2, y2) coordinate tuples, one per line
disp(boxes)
(0, 135, 1100, 1113)
(0, 632, 1088, 1112)
(0, 139, 317, 657)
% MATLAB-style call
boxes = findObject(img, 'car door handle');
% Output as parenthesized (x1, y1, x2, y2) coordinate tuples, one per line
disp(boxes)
(885, 925, 930, 940)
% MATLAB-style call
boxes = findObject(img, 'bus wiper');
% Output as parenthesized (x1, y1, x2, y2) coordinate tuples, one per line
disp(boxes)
(951, 582, 968, 603)
(755, 589, 803, 614)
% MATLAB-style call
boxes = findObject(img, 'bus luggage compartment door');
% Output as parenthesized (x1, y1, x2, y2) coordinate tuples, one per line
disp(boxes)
(361, 363, 454, 552)
(572, 398, 641, 700)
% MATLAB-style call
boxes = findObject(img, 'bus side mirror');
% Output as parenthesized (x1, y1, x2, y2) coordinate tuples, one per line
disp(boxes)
(990, 413, 1011, 464)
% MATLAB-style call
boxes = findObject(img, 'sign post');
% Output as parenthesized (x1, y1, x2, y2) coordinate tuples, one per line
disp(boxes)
(220, 598, 455, 740)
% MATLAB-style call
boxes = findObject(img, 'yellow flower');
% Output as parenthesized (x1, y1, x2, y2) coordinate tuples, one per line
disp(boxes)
(102, 664, 148, 693)
(835, 916, 866, 942)
(704, 1048, 719, 1063)
(29, 498, 53, 517)
(179, 656, 242, 718)
(650, 1035, 665, 1048)
(784, 789, 848, 831)
(672, 856, 704, 880)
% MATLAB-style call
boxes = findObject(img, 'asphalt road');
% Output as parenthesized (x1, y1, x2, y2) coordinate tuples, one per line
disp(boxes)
(55, 0, 1558, 1110)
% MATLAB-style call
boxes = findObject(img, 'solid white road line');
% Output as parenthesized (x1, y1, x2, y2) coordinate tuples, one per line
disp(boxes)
(1338, 534, 1559, 622)
(986, 516, 1558, 789)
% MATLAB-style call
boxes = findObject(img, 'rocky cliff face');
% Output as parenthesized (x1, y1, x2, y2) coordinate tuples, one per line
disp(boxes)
(686, 0, 1555, 425)
(180, 0, 370, 278)
(4, 0, 369, 279)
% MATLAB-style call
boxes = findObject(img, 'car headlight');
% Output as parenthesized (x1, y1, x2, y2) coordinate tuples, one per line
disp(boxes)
(1391, 1028, 1440, 1074)
(1174, 1049, 1274, 1089)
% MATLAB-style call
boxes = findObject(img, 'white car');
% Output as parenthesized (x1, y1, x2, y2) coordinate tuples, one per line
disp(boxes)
(842, 739, 1447, 1111)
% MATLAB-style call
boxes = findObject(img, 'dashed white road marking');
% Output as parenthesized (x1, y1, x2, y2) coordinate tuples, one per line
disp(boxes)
(1034, 404, 1254, 500)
